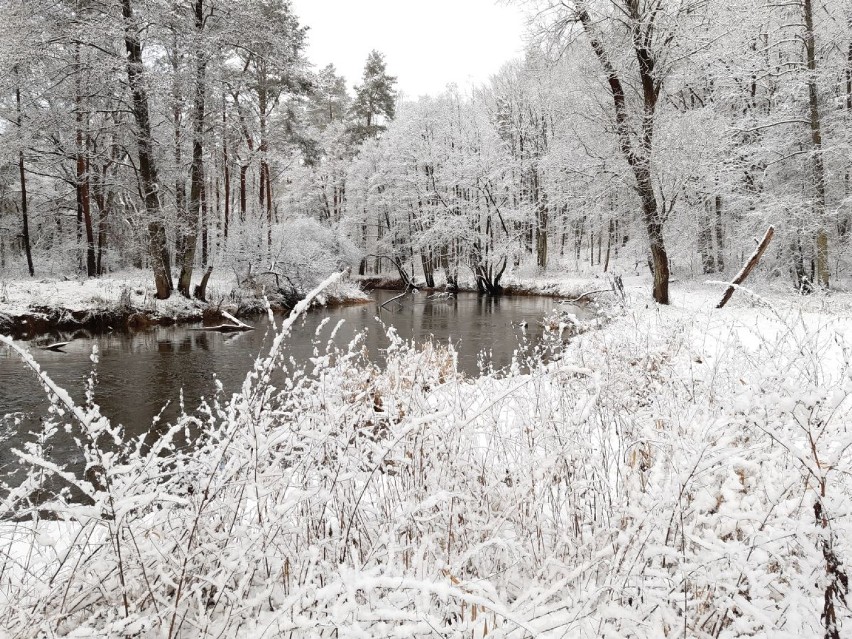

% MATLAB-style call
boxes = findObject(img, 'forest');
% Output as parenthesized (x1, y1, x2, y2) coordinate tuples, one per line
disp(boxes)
(1, 0, 849, 301)
(2, 1, 852, 638)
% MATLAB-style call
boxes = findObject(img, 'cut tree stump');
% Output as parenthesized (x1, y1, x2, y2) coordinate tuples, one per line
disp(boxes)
(716, 225, 774, 309)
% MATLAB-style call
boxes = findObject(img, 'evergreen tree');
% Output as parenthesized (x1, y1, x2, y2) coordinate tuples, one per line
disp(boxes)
(308, 64, 350, 129)
(349, 50, 397, 142)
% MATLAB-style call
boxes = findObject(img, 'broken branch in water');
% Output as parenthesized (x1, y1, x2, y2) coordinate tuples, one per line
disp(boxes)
(192, 310, 254, 332)
(380, 291, 408, 310)
(220, 310, 252, 329)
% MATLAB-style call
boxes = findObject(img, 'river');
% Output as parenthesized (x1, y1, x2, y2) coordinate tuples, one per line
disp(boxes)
(0, 289, 588, 484)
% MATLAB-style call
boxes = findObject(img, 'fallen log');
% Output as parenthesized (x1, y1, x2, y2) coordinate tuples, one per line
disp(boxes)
(192, 323, 253, 333)
(42, 342, 70, 352)
(716, 225, 774, 309)
(191, 310, 254, 332)
(220, 310, 252, 329)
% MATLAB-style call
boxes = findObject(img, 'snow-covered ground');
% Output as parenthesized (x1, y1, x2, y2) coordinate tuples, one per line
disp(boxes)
(0, 268, 369, 335)
(0, 275, 850, 637)
(0, 269, 224, 317)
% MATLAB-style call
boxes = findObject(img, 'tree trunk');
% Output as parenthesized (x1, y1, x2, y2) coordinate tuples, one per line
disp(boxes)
(531, 168, 548, 269)
(258, 66, 273, 252)
(239, 164, 247, 222)
(804, 0, 829, 288)
(421, 249, 435, 288)
(603, 218, 614, 273)
(579, 3, 670, 304)
(596, 222, 602, 265)
(842, 24, 852, 239)
(201, 174, 209, 267)
(76, 144, 96, 277)
(264, 161, 273, 250)
(717, 226, 774, 308)
(171, 35, 186, 270)
(122, 0, 172, 298)
(699, 199, 715, 274)
(178, 0, 206, 297)
(194, 265, 213, 301)
(93, 161, 112, 276)
(714, 193, 725, 272)
(223, 103, 230, 240)
(75, 44, 96, 277)
(15, 70, 34, 277)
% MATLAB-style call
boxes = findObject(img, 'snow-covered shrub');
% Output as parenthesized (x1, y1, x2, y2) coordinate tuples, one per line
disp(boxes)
(227, 216, 361, 297)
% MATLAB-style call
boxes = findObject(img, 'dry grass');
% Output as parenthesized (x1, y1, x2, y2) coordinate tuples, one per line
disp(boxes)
(0, 279, 849, 637)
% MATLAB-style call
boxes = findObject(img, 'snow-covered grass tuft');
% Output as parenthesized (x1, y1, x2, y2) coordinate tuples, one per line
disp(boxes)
(0, 283, 850, 637)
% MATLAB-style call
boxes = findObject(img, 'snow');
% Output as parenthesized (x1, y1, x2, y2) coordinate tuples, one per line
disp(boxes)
(0, 268, 369, 332)
(0, 269, 210, 317)
(0, 275, 851, 636)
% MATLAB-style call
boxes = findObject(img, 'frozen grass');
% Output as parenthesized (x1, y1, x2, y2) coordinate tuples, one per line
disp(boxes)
(0, 277, 850, 637)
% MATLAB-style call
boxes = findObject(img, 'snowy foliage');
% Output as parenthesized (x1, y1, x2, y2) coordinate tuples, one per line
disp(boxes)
(228, 216, 361, 295)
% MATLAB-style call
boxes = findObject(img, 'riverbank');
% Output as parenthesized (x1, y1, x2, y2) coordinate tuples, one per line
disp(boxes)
(356, 272, 611, 300)
(0, 269, 370, 339)
(0, 268, 612, 340)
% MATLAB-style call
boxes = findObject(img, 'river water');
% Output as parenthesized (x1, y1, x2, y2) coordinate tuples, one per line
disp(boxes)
(0, 290, 587, 483)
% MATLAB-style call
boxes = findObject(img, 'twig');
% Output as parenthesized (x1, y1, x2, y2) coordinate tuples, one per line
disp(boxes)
(560, 289, 610, 304)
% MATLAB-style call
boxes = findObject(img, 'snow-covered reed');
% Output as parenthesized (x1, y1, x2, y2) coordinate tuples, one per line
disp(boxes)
(0, 283, 850, 638)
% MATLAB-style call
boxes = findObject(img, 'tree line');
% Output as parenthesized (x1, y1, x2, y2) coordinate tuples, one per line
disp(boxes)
(0, 0, 393, 299)
(1, 0, 849, 303)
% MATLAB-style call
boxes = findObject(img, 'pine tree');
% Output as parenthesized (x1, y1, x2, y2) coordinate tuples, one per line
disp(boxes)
(308, 64, 350, 129)
(349, 50, 397, 142)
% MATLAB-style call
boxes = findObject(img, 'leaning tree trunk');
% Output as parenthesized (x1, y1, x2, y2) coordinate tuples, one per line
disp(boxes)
(122, 0, 172, 298)
(178, 0, 206, 297)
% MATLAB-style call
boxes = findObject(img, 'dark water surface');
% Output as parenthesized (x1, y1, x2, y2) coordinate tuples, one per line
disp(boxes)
(0, 290, 587, 478)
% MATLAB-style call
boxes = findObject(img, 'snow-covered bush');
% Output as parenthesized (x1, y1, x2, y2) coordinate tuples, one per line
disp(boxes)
(227, 216, 361, 297)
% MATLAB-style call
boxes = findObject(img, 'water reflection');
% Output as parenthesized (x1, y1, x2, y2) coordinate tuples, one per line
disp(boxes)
(0, 290, 588, 473)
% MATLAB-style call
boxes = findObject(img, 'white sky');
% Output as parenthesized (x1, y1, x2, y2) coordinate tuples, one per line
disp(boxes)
(290, 0, 529, 99)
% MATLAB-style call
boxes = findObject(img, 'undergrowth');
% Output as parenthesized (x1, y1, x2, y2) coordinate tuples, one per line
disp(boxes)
(0, 275, 849, 638)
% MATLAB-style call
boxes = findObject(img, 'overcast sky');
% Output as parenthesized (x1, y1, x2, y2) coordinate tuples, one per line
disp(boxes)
(289, 0, 529, 99)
